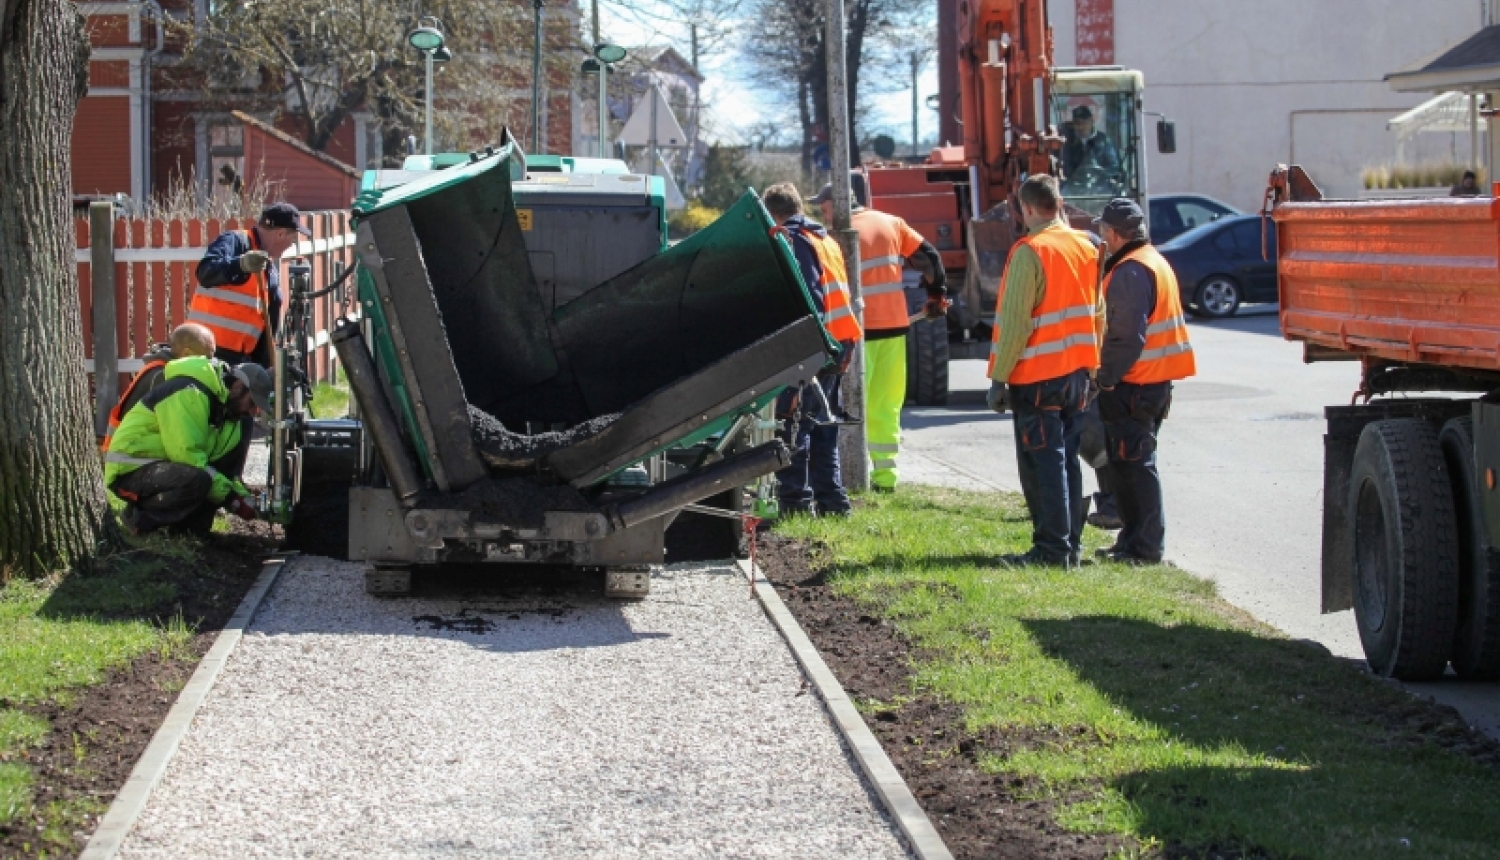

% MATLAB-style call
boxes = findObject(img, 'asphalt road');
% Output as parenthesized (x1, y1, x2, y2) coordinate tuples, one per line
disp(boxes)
(901, 307, 1500, 738)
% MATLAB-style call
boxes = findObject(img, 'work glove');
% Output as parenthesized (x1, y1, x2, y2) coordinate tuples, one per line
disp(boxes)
(986, 381, 1011, 414)
(226, 496, 258, 521)
(238, 250, 271, 274)
(837, 339, 856, 373)
(922, 294, 951, 320)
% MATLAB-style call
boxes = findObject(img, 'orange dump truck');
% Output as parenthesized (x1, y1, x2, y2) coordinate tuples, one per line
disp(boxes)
(1269, 165, 1500, 682)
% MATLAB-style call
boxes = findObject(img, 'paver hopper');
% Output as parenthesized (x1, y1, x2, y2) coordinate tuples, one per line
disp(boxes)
(278, 139, 835, 595)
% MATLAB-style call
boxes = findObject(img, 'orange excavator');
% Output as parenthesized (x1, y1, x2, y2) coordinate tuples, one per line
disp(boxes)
(867, 0, 1175, 404)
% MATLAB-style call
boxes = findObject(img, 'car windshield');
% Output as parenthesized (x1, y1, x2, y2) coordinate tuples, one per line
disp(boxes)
(1052, 89, 1139, 217)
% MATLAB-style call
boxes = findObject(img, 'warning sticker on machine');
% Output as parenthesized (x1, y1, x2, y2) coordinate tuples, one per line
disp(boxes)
(516, 209, 534, 231)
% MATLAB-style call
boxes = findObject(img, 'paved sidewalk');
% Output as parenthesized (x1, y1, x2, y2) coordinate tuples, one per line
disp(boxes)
(119, 559, 910, 859)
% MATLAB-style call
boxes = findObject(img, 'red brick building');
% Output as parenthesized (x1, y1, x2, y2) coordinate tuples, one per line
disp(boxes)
(72, 0, 582, 206)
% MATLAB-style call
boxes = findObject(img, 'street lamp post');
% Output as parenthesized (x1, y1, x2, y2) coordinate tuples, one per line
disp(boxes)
(594, 44, 626, 158)
(407, 20, 447, 157)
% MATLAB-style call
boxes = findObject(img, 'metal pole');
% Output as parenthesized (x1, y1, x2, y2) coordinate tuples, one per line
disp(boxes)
(598, 65, 610, 158)
(89, 201, 118, 439)
(649, 83, 659, 178)
(424, 51, 434, 156)
(911, 52, 920, 158)
(825, 0, 867, 491)
(1472, 93, 1480, 173)
(531, 0, 545, 154)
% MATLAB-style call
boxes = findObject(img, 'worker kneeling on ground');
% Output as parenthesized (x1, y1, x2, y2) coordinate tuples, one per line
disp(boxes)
(812, 174, 946, 492)
(100, 323, 217, 451)
(104, 359, 272, 536)
(1092, 198, 1196, 564)
(987, 174, 1103, 568)
(762, 182, 862, 517)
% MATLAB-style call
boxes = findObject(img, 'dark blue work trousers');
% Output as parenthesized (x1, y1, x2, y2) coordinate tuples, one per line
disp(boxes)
(1098, 381, 1173, 561)
(1010, 368, 1091, 561)
(776, 370, 850, 516)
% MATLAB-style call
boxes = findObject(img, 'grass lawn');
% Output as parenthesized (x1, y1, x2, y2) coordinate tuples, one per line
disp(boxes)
(776, 486, 1500, 860)
(309, 365, 349, 420)
(0, 532, 197, 854)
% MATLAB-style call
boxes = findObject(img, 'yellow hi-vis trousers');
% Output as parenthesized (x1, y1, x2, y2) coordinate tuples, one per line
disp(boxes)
(864, 335, 906, 489)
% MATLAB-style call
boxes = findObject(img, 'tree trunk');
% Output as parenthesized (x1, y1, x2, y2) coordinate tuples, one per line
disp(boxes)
(0, 0, 112, 577)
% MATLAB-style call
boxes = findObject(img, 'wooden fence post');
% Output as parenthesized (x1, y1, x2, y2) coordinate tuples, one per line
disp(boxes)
(90, 201, 118, 438)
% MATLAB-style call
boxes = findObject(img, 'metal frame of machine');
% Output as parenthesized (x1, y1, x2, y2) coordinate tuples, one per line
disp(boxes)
(264, 134, 836, 598)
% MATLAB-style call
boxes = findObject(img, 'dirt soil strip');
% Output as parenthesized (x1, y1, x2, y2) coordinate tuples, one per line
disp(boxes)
(740, 558, 955, 860)
(757, 535, 1136, 860)
(78, 555, 293, 860)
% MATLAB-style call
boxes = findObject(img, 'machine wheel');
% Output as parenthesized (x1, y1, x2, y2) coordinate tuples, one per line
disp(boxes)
(604, 566, 653, 600)
(905, 316, 950, 406)
(1349, 419, 1459, 680)
(283, 482, 351, 561)
(1194, 276, 1241, 319)
(1440, 417, 1500, 679)
(365, 564, 411, 597)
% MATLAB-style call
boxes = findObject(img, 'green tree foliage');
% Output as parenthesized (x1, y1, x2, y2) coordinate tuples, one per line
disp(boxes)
(697, 143, 752, 210)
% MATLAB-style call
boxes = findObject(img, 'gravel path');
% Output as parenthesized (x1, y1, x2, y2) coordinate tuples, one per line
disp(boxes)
(117, 559, 912, 859)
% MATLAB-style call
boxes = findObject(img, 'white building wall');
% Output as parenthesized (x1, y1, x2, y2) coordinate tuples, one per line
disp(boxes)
(1050, 0, 1484, 209)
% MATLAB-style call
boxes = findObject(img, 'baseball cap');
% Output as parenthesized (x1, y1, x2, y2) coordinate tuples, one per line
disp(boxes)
(1092, 198, 1145, 232)
(805, 172, 870, 208)
(259, 202, 312, 236)
(1072, 105, 1094, 120)
(230, 363, 273, 413)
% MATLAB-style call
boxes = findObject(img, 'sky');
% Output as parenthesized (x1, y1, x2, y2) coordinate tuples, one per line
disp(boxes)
(594, 0, 941, 149)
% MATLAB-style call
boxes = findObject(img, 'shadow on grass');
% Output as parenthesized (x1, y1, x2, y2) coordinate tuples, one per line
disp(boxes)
(37, 533, 215, 624)
(1020, 615, 1500, 858)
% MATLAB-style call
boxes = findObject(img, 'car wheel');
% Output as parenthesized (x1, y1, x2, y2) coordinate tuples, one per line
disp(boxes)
(1195, 277, 1241, 319)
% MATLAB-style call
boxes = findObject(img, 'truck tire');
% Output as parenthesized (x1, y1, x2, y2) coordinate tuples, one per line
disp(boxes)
(1440, 417, 1500, 679)
(1349, 419, 1459, 680)
(905, 316, 949, 406)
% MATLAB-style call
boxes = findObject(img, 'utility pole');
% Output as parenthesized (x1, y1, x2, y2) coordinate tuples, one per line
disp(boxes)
(531, 0, 545, 154)
(825, 0, 867, 491)
(910, 51, 920, 158)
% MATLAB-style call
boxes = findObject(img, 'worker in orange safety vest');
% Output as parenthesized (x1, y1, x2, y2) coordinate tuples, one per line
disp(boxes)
(986, 175, 1103, 568)
(188, 202, 309, 367)
(812, 173, 947, 492)
(1092, 198, 1196, 564)
(762, 182, 861, 516)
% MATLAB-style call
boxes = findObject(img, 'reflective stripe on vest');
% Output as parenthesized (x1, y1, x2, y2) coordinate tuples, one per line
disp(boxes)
(1103, 244, 1197, 384)
(852, 210, 913, 330)
(807, 232, 863, 342)
(105, 452, 160, 467)
(187, 229, 268, 355)
(989, 226, 1101, 385)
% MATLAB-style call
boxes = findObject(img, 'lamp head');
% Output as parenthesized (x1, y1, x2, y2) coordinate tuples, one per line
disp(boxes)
(408, 26, 444, 52)
(594, 43, 627, 63)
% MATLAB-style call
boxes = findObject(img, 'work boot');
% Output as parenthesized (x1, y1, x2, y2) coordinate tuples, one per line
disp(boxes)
(998, 548, 1074, 569)
(1095, 548, 1160, 567)
(1086, 492, 1123, 530)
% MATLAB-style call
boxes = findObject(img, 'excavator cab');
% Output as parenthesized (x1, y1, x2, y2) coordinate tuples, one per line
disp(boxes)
(1052, 67, 1147, 218)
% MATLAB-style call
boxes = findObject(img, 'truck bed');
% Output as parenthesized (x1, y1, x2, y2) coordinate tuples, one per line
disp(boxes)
(1276, 195, 1500, 370)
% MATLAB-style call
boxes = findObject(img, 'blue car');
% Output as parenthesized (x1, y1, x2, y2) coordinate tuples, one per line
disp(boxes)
(1156, 214, 1278, 319)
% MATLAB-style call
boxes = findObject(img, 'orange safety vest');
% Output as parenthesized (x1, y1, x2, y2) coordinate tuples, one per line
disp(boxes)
(852, 209, 922, 331)
(187, 230, 269, 356)
(1103, 244, 1197, 384)
(99, 357, 169, 451)
(988, 226, 1101, 385)
(806, 231, 863, 342)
